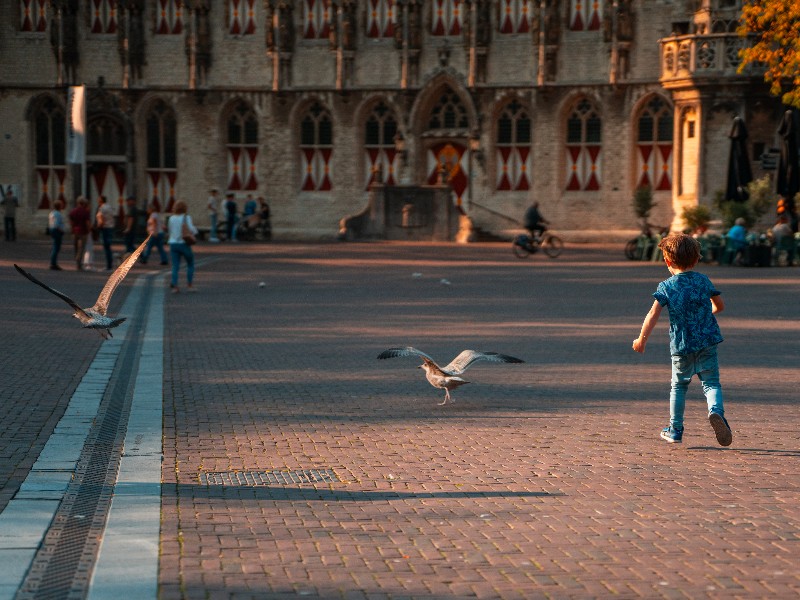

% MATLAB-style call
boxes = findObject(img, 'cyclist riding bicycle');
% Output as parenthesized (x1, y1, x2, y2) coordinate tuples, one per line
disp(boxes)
(523, 201, 549, 239)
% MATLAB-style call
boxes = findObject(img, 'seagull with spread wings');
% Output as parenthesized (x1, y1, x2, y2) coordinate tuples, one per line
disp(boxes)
(14, 234, 151, 339)
(378, 346, 524, 404)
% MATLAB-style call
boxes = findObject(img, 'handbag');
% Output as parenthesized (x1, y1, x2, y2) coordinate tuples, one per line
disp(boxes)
(181, 215, 197, 246)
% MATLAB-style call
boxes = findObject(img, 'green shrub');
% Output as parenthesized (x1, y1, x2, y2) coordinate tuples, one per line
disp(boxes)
(681, 204, 712, 233)
(632, 186, 655, 219)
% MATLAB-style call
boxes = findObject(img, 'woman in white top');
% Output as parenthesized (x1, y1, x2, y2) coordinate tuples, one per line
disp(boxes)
(167, 201, 199, 293)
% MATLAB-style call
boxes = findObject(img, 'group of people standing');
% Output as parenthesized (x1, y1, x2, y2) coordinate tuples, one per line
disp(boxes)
(45, 195, 200, 294)
(206, 188, 271, 243)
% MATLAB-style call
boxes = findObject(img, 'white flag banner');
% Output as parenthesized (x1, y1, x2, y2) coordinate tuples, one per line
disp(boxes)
(67, 85, 86, 164)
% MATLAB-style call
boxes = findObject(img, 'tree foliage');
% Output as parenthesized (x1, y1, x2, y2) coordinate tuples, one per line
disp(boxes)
(738, 1, 800, 108)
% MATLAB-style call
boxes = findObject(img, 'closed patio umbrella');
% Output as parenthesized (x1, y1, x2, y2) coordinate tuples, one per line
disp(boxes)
(776, 109, 799, 202)
(725, 116, 752, 202)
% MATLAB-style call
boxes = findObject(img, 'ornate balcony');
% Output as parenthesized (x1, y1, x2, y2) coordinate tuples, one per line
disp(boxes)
(659, 33, 762, 88)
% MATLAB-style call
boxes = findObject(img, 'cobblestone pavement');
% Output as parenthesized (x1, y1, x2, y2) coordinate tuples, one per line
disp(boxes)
(2, 240, 799, 599)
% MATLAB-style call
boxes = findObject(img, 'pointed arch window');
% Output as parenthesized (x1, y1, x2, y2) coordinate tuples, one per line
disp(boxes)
(90, 0, 118, 34)
(227, 102, 259, 192)
(228, 0, 256, 35)
(565, 99, 602, 191)
(301, 103, 333, 191)
(636, 96, 673, 191)
(364, 102, 398, 188)
(569, 0, 603, 31)
(496, 100, 532, 191)
(304, 0, 332, 39)
(156, 0, 183, 34)
(146, 101, 178, 211)
(366, 0, 396, 38)
(427, 88, 469, 131)
(499, 0, 533, 34)
(431, 0, 462, 36)
(34, 98, 66, 210)
(20, 0, 47, 32)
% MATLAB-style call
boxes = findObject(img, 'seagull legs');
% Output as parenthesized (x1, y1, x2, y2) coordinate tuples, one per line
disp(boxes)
(438, 389, 452, 406)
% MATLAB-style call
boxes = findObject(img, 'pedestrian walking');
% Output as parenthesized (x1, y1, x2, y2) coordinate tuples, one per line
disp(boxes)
(69, 196, 91, 270)
(1, 187, 19, 241)
(123, 196, 139, 253)
(224, 192, 238, 242)
(96, 195, 116, 271)
(167, 201, 198, 293)
(632, 232, 733, 447)
(48, 200, 66, 270)
(141, 202, 169, 265)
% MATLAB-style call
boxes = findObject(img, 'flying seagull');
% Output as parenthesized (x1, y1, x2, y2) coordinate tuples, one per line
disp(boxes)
(377, 346, 524, 405)
(14, 234, 152, 339)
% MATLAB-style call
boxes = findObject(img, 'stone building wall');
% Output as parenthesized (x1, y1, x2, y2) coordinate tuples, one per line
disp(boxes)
(0, 1, 784, 241)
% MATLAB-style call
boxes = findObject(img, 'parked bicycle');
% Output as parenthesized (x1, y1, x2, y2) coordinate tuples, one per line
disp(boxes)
(624, 223, 669, 260)
(512, 231, 564, 259)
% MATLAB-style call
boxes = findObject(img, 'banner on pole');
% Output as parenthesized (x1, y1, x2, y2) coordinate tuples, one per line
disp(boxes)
(67, 85, 86, 164)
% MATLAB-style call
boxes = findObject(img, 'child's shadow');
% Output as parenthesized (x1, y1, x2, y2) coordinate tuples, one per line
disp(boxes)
(688, 446, 800, 457)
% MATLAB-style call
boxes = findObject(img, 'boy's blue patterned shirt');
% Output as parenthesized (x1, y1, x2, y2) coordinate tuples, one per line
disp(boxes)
(653, 271, 723, 355)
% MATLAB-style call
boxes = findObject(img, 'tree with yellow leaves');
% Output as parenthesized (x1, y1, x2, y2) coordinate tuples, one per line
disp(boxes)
(738, 1, 800, 108)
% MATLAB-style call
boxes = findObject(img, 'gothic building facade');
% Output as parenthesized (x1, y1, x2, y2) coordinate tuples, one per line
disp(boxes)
(0, 0, 786, 240)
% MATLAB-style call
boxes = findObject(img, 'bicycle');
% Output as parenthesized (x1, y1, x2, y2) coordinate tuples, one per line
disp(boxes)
(512, 231, 564, 258)
(624, 224, 669, 260)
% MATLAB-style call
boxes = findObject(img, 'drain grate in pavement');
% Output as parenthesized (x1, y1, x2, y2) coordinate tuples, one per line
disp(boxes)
(200, 469, 341, 486)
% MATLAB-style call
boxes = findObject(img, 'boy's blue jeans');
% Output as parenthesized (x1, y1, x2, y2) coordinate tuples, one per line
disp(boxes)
(669, 344, 724, 429)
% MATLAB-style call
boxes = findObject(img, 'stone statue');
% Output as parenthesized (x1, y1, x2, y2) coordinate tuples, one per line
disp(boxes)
(118, 0, 146, 81)
(544, 0, 561, 45)
(277, 0, 294, 52)
(50, 0, 80, 83)
(265, 1, 276, 50)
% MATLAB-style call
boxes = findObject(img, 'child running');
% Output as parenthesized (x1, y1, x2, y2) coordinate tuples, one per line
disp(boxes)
(632, 232, 732, 446)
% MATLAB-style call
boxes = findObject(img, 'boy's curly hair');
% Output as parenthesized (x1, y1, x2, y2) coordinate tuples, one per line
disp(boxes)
(658, 232, 700, 269)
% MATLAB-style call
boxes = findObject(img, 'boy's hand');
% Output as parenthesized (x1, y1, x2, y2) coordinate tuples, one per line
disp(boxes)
(632, 337, 646, 353)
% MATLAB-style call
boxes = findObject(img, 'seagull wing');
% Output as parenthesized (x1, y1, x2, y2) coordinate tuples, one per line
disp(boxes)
(377, 347, 441, 368)
(442, 350, 525, 375)
(14, 264, 89, 317)
(92, 234, 151, 315)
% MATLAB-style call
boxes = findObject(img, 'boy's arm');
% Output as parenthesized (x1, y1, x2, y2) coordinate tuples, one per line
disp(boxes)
(633, 300, 662, 353)
(711, 295, 724, 314)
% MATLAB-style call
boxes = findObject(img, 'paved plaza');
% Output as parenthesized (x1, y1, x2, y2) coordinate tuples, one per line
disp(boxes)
(0, 239, 798, 599)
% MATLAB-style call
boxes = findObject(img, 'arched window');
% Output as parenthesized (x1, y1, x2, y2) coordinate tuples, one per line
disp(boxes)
(565, 98, 602, 191)
(428, 88, 469, 131)
(499, 0, 533, 34)
(569, 0, 603, 31)
(88, 116, 126, 156)
(90, 0, 118, 34)
(496, 100, 531, 191)
(228, 0, 256, 35)
(20, 0, 47, 32)
(366, 0, 396, 38)
(227, 101, 258, 191)
(156, 0, 183, 34)
(146, 101, 177, 211)
(431, 0, 462, 36)
(300, 102, 333, 191)
(33, 97, 66, 210)
(636, 96, 673, 191)
(304, 0, 332, 39)
(364, 102, 398, 188)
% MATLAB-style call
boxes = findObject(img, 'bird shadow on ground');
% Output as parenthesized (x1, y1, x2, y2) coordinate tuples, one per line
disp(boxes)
(687, 446, 800, 457)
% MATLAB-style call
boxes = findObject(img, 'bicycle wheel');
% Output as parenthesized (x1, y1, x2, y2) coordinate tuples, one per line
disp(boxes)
(624, 238, 639, 260)
(512, 239, 530, 259)
(542, 234, 564, 258)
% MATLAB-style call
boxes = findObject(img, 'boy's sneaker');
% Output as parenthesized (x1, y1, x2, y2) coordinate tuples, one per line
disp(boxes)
(708, 413, 732, 446)
(660, 425, 683, 443)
